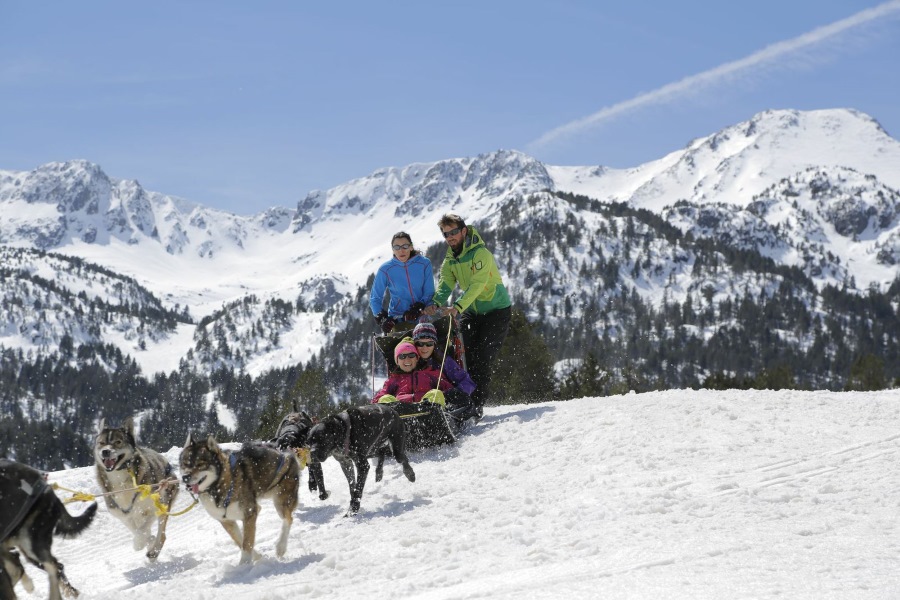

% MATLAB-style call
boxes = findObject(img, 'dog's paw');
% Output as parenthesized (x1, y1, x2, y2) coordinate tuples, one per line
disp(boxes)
(345, 501, 361, 517)
(318, 490, 330, 501)
(374, 466, 384, 482)
(403, 464, 416, 483)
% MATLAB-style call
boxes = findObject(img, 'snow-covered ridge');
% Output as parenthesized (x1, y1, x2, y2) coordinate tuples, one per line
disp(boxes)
(1, 108, 899, 377)
(0, 159, 289, 257)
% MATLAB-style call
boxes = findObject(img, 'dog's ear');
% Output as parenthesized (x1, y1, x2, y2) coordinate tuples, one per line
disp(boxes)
(123, 416, 136, 440)
(97, 418, 106, 434)
(185, 431, 195, 447)
(206, 434, 219, 452)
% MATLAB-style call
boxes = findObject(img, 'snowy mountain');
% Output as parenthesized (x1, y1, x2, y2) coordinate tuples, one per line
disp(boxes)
(1, 108, 899, 467)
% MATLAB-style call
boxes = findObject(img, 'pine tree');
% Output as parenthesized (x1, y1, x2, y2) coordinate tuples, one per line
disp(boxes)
(559, 352, 610, 399)
(490, 309, 556, 404)
(845, 354, 886, 391)
(255, 366, 331, 439)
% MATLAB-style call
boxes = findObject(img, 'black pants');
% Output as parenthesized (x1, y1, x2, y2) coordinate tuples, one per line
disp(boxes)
(443, 388, 471, 408)
(458, 306, 511, 407)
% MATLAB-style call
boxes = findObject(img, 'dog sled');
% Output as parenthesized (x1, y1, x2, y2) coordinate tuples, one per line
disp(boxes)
(373, 315, 469, 451)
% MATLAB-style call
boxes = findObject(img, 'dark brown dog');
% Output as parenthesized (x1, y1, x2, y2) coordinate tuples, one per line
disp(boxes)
(270, 410, 330, 501)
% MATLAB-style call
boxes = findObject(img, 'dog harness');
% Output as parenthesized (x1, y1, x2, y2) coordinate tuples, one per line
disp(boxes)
(0, 460, 47, 543)
(220, 451, 288, 509)
(107, 455, 175, 515)
(222, 453, 239, 509)
(338, 409, 391, 458)
(339, 412, 353, 454)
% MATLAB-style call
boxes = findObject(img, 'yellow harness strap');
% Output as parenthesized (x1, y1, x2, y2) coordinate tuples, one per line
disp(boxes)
(51, 482, 96, 504)
(52, 472, 197, 516)
(294, 447, 310, 471)
(131, 472, 198, 517)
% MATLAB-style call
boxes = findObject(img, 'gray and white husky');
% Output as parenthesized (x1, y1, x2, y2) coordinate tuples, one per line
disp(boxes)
(94, 417, 179, 561)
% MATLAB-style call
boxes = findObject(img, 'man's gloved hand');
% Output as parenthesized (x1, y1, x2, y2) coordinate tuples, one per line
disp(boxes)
(380, 317, 396, 334)
(403, 302, 425, 322)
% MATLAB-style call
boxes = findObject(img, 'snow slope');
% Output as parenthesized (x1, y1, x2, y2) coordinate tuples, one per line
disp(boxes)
(17, 388, 900, 599)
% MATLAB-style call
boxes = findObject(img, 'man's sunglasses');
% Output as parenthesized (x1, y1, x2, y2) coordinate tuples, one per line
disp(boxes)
(392, 243, 412, 250)
(414, 341, 435, 348)
(397, 352, 417, 360)
(441, 226, 463, 238)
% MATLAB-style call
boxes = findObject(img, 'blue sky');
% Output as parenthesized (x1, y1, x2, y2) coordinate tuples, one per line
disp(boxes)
(2, 1, 899, 215)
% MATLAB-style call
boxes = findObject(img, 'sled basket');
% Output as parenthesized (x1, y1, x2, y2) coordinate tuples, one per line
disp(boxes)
(386, 401, 458, 451)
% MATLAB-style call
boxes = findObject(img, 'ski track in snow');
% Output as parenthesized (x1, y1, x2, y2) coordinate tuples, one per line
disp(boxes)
(15, 389, 900, 599)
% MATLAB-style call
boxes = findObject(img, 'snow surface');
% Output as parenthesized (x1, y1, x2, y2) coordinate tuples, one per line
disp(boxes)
(17, 388, 900, 599)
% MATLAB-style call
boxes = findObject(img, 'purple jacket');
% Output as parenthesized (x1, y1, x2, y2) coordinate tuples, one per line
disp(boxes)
(423, 351, 476, 396)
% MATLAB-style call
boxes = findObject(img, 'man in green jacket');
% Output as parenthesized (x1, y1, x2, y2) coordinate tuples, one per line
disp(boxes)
(425, 213, 511, 420)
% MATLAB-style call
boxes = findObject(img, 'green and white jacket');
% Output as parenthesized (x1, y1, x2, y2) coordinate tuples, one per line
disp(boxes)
(433, 226, 511, 315)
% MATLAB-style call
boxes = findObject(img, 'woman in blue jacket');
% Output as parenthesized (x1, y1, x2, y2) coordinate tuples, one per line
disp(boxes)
(369, 232, 435, 333)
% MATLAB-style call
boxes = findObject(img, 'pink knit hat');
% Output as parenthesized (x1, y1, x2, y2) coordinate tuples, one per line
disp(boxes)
(394, 341, 418, 363)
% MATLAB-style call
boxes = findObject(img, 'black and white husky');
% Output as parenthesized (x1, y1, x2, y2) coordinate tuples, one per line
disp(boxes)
(0, 459, 97, 600)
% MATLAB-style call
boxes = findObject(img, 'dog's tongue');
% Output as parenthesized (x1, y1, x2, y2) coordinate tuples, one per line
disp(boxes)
(191, 483, 200, 494)
(103, 458, 118, 470)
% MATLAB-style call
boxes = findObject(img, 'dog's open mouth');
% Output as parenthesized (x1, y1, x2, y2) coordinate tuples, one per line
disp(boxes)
(189, 475, 205, 494)
(102, 457, 120, 471)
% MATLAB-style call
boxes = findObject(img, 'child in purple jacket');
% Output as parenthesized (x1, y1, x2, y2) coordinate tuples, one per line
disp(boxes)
(411, 323, 477, 418)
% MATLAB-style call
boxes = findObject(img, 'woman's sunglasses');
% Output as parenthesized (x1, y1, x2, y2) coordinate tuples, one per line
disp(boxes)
(397, 352, 417, 360)
(392, 243, 412, 250)
(414, 341, 435, 348)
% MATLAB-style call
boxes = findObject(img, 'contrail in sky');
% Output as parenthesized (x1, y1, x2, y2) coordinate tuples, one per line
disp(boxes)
(528, 0, 900, 151)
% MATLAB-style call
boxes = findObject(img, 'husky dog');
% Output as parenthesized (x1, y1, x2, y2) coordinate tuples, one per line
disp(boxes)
(307, 404, 416, 516)
(180, 434, 300, 565)
(0, 459, 97, 600)
(270, 409, 330, 501)
(94, 417, 179, 560)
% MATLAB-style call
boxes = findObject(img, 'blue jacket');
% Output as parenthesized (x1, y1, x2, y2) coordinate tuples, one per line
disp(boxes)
(369, 254, 435, 319)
